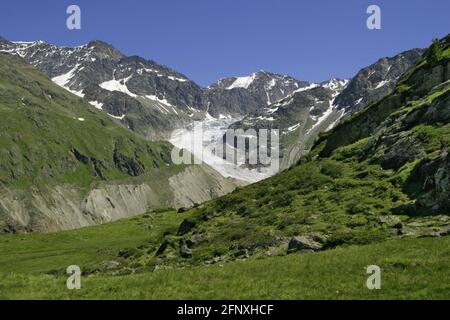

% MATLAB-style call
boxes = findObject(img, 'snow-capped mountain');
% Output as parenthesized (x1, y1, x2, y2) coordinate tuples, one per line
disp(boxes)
(204, 71, 310, 117)
(0, 38, 311, 139)
(334, 48, 425, 113)
(0, 37, 426, 175)
(0, 38, 206, 139)
(229, 78, 349, 170)
(228, 48, 425, 171)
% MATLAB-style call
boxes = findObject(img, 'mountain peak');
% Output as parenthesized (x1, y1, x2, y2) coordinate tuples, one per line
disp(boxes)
(86, 40, 124, 60)
(87, 39, 113, 48)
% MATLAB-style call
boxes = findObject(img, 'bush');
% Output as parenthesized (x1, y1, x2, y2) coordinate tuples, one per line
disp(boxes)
(426, 39, 442, 65)
(320, 160, 345, 178)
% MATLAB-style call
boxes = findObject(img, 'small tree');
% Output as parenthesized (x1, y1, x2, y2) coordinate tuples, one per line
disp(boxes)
(426, 39, 442, 65)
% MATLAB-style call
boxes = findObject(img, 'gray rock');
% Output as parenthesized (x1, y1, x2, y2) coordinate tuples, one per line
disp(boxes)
(179, 241, 192, 258)
(439, 225, 450, 237)
(97, 260, 121, 271)
(287, 235, 323, 254)
(177, 219, 196, 235)
(205, 71, 310, 117)
(377, 215, 402, 228)
(233, 249, 249, 258)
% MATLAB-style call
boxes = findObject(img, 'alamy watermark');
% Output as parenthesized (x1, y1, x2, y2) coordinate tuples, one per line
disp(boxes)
(367, 5, 381, 30)
(67, 5, 81, 30)
(66, 265, 81, 290)
(366, 265, 381, 290)
(64, 5, 381, 32)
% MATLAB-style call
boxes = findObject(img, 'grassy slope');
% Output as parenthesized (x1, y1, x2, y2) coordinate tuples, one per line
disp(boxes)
(1, 214, 187, 277)
(0, 212, 448, 299)
(138, 36, 449, 266)
(0, 38, 449, 299)
(0, 52, 183, 190)
(0, 221, 448, 299)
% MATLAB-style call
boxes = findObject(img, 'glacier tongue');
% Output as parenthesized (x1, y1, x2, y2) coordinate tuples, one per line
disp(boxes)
(169, 118, 274, 183)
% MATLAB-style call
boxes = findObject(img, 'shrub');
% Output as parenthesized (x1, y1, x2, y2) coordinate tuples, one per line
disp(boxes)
(320, 160, 345, 178)
(426, 39, 443, 65)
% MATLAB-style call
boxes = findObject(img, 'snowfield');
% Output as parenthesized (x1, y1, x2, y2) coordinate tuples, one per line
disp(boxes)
(170, 117, 277, 183)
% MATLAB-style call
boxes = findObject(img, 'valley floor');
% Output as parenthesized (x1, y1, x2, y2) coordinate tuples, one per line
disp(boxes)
(0, 213, 448, 299)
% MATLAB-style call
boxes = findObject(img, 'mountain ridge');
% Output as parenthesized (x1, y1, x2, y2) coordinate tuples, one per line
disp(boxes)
(0, 38, 316, 140)
(0, 52, 237, 233)
(227, 48, 425, 171)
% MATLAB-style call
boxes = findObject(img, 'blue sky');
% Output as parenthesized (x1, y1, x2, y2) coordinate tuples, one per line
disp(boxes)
(0, 0, 449, 86)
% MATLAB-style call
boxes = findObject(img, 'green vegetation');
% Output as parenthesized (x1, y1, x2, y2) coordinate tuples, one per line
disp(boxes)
(0, 224, 448, 299)
(0, 52, 183, 189)
(0, 36, 449, 299)
(0, 211, 186, 275)
(426, 39, 443, 65)
(119, 35, 449, 268)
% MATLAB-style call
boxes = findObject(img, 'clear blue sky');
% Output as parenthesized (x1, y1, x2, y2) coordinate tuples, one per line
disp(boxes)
(1, 0, 448, 86)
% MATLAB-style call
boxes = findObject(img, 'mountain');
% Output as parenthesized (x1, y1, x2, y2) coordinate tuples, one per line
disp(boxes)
(0, 52, 237, 233)
(204, 71, 311, 117)
(0, 39, 207, 139)
(0, 36, 448, 299)
(228, 78, 349, 170)
(0, 40, 312, 140)
(229, 49, 425, 172)
(125, 35, 448, 268)
(334, 48, 426, 113)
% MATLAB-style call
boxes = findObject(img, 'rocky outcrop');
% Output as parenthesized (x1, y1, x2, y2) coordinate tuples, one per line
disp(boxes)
(409, 151, 450, 213)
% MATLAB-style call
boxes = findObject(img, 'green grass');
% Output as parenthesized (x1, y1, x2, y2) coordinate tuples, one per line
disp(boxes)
(0, 236, 448, 299)
(0, 211, 185, 275)
(0, 34, 448, 300)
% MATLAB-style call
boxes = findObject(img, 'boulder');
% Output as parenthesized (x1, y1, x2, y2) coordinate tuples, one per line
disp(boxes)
(377, 215, 402, 228)
(439, 225, 450, 237)
(155, 240, 168, 256)
(97, 260, 121, 271)
(233, 249, 249, 258)
(287, 235, 323, 254)
(178, 219, 196, 235)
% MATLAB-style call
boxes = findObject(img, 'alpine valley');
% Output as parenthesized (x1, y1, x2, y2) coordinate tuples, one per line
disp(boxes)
(0, 33, 448, 299)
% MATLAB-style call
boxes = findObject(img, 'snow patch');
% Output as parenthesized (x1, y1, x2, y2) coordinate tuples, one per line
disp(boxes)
(100, 75, 137, 97)
(287, 123, 301, 132)
(89, 101, 103, 110)
(325, 109, 345, 131)
(108, 113, 126, 120)
(307, 98, 336, 135)
(226, 73, 256, 90)
(374, 80, 390, 89)
(51, 64, 85, 97)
